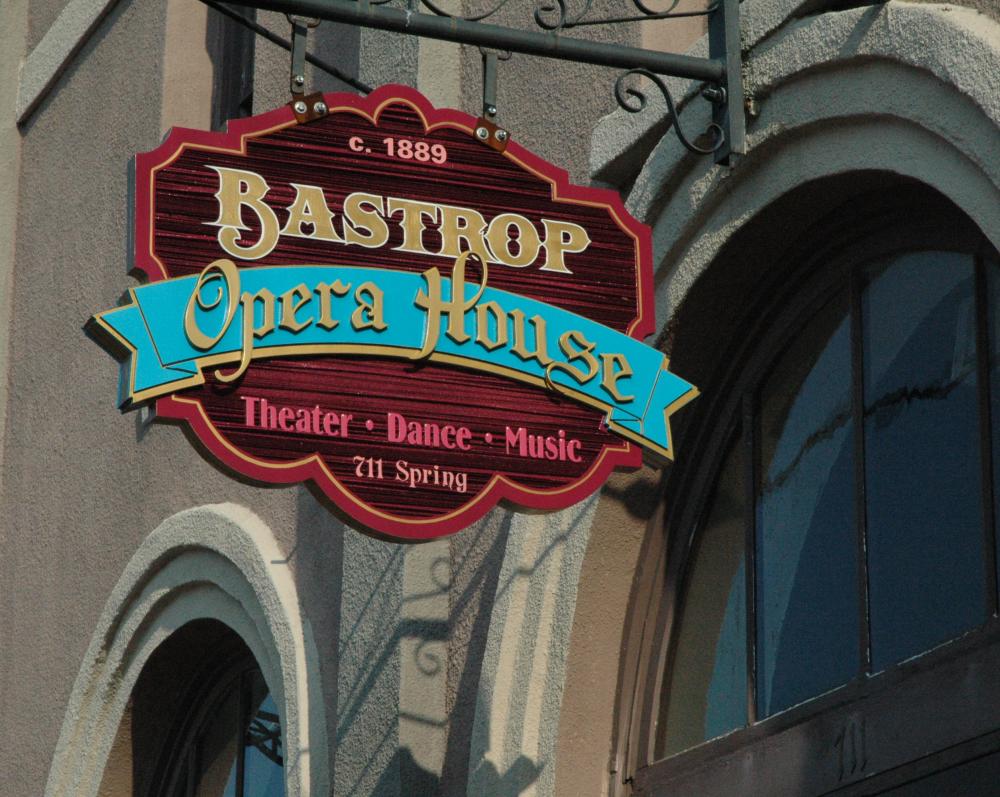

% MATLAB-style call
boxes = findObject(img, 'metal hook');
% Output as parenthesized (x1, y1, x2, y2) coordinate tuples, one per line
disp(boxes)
(474, 48, 509, 151)
(288, 14, 320, 97)
(286, 15, 328, 124)
(482, 50, 498, 121)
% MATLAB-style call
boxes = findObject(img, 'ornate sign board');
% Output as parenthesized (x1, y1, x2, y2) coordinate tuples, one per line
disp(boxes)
(89, 85, 698, 539)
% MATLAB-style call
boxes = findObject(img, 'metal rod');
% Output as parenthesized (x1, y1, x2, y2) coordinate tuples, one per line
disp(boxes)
(708, 0, 744, 162)
(742, 395, 758, 725)
(227, 0, 726, 82)
(850, 266, 872, 675)
(974, 254, 998, 618)
(566, 3, 719, 28)
(202, 0, 372, 93)
(482, 50, 497, 120)
(290, 17, 309, 95)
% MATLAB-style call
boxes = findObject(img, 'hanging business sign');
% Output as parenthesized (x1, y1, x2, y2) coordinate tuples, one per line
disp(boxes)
(89, 85, 697, 538)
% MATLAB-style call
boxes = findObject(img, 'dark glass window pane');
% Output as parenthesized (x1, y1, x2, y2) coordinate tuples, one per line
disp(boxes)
(185, 670, 285, 797)
(863, 252, 984, 671)
(756, 290, 858, 716)
(988, 260, 1000, 607)
(659, 435, 747, 757)
(195, 681, 241, 797)
(244, 673, 285, 797)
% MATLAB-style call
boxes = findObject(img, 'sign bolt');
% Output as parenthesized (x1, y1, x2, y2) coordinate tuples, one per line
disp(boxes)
(496, 129, 508, 142)
(294, 100, 307, 114)
(314, 101, 328, 115)
(701, 85, 726, 104)
(485, 104, 497, 118)
(475, 126, 489, 140)
(294, 74, 305, 86)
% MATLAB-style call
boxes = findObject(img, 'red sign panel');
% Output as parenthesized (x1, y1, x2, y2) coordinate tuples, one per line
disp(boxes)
(91, 86, 696, 538)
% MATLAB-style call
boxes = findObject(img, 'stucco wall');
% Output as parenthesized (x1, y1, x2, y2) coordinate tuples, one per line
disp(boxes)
(5, 0, 997, 795)
(0, 1, 651, 795)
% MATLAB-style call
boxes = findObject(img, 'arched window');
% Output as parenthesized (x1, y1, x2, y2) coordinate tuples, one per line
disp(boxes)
(630, 185, 1000, 795)
(140, 622, 285, 797)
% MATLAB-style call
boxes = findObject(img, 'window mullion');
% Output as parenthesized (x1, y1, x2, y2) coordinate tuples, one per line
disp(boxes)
(974, 254, 998, 618)
(743, 393, 758, 725)
(850, 265, 872, 676)
(236, 672, 248, 797)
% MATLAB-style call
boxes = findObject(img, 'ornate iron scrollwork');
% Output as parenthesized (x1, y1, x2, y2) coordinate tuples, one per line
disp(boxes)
(203, 0, 746, 162)
(615, 68, 725, 154)
(413, 0, 718, 31)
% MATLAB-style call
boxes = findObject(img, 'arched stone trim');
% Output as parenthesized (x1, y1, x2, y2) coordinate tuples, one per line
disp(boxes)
(618, 1, 1000, 324)
(551, 467, 667, 797)
(586, 1, 1000, 792)
(43, 503, 329, 797)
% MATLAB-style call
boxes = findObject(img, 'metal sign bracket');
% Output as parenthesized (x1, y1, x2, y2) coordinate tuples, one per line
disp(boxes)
(205, 0, 746, 162)
(475, 49, 510, 152)
(285, 14, 332, 122)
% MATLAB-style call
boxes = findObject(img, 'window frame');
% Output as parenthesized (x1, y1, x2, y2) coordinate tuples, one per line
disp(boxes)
(616, 192, 1000, 796)
(150, 637, 284, 797)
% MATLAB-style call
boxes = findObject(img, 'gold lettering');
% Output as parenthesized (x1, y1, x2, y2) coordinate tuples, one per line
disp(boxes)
(414, 253, 487, 359)
(279, 184, 342, 242)
(510, 309, 553, 366)
(351, 281, 387, 331)
(485, 213, 541, 268)
(600, 352, 634, 402)
(475, 301, 508, 351)
(216, 288, 275, 383)
(245, 288, 276, 339)
(184, 258, 241, 350)
(437, 204, 493, 265)
(540, 219, 591, 274)
(208, 167, 280, 260)
(387, 198, 440, 255)
(279, 283, 313, 333)
(342, 192, 390, 249)
(548, 329, 599, 385)
(314, 280, 351, 330)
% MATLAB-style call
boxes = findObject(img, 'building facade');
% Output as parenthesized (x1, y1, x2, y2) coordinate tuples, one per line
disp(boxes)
(1, 0, 998, 795)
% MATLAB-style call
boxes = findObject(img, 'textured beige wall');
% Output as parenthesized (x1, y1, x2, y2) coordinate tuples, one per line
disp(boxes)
(0, 2, 344, 792)
(97, 701, 133, 797)
(27, 0, 70, 50)
(2, 5, 166, 791)
(553, 467, 663, 797)
(7, 0, 998, 795)
(5, 1, 664, 790)
(161, 0, 215, 133)
(0, 0, 27, 529)
(4, 2, 643, 795)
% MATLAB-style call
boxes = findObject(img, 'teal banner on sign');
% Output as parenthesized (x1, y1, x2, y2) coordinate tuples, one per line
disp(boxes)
(95, 256, 695, 458)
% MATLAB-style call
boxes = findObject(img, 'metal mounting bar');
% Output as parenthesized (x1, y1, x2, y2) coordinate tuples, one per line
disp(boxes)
(289, 17, 310, 94)
(709, 0, 745, 161)
(482, 50, 498, 120)
(225, 0, 726, 84)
